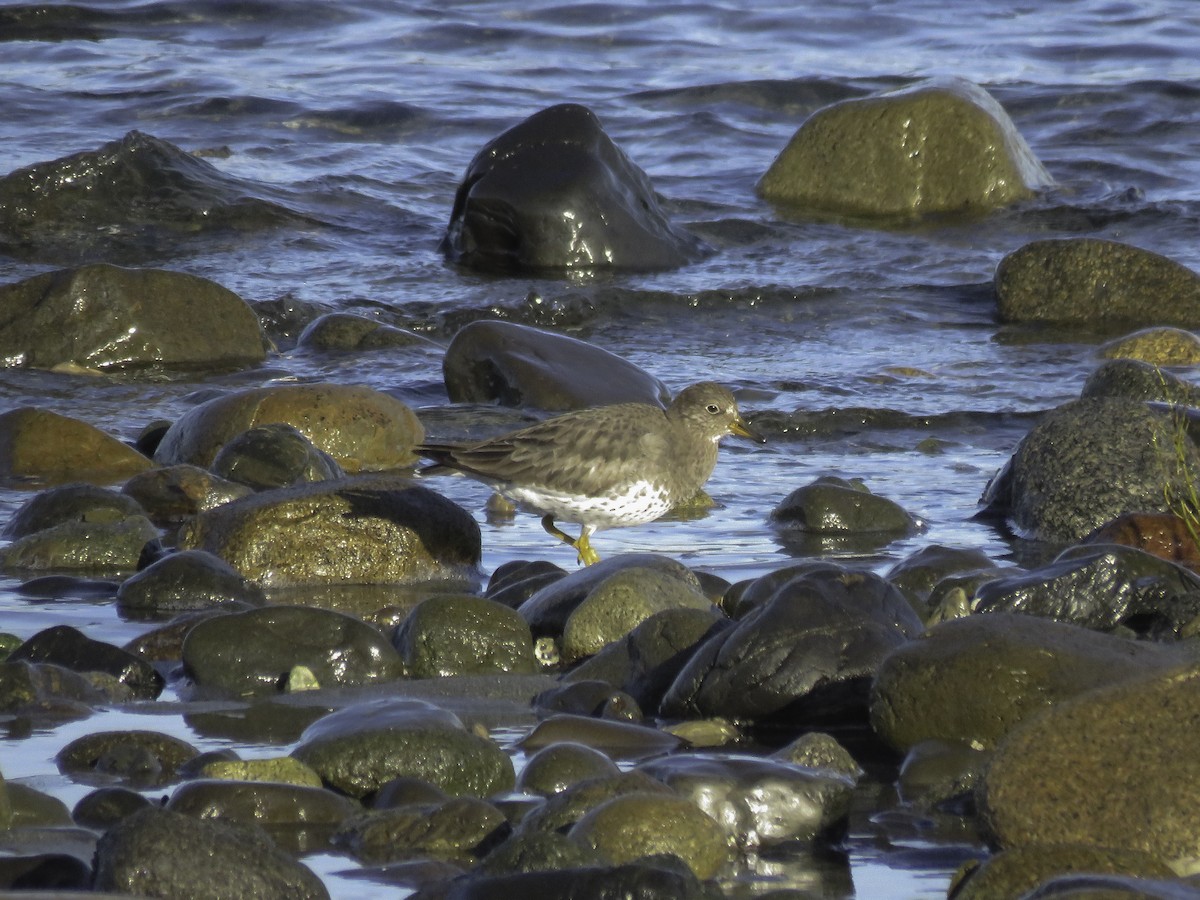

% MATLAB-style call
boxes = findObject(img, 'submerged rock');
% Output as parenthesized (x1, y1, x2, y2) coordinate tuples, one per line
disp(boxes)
(57, 730, 198, 789)
(334, 795, 506, 864)
(0, 408, 152, 486)
(442, 320, 670, 410)
(441, 103, 707, 273)
(298, 312, 441, 352)
(0, 263, 266, 372)
(995, 238, 1200, 327)
(757, 77, 1051, 221)
(769, 476, 921, 557)
(412, 859, 721, 900)
(154, 382, 424, 473)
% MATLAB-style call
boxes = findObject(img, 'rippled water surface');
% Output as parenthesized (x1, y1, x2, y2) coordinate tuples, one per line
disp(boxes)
(2, 1, 1200, 897)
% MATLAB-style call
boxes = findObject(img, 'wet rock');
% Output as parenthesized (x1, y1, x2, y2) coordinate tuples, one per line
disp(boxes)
(197, 756, 324, 787)
(871, 613, 1189, 752)
(566, 606, 726, 713)
(515, 770, 672, 836)
(441, 103, 706, 273)
(0, 407, 152, 485)
(116, 548, 268, 617)
(211, 423, 344, 490)
(1099, 327, 1200, 365)
(516, 742, 622, 796)
(973, 543, 1200, 635)
(373, 776, 449, 809)
(769, 475, 920, 538)
(1018, 873, 1200, 899)
(334, 796, 506, 864)
(0, 659, 104, 718)
(182, 605, 403, 696)
(414, 858, 722, 900)
(757, 77, 1050, 221)
(519, 713, 681, 760)
(1083, 512, 1200, 570)
(122, 463, 253, 525)
(443, 320, 670, 410)
(154, 382, 424, 473)
(0, 263, 266, 371)
(477, 829, 607, 875)
(533, 680, 642, 721)
(561, 566, 714, 663)
(56, 730, 198, 788)
(978, 397, 1200, 543)
(166, 778, 360, 836)
(292, 698, 515, 799)
(0, 821, 96, 890)
(979, 660, 1200, 870)
(567, 791, 729, 879)
(93, 805, 328, 899)
(73, 786, 153, 830)
(949, 844, 1175, 900)
(8, 624, 162, 699)
(519, 553, 701, 638)
(896, 739, 988, 809)
(486, 559, 568, 609)
(1081, 358, 1200, 405)
(394, 594, 538, 677)
(2, 482, 145, 538)
(772, 732, 865, 782)
(638, 752, 853, 849)
(0, 130, 304, 263)
(0, 512, 159, 574)
(661, 564, 923, 728)
(176, 475, 480, 587)
(885, 544, 1000, 619)
(298, 312, 441, 352)
(995, 237, 1200, 327)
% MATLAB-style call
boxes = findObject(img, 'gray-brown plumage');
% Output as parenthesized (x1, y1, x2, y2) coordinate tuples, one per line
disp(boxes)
(418, 381, 763, 564)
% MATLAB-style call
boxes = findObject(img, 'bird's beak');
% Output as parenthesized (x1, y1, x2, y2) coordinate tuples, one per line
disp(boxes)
(731, 416, 766, 444)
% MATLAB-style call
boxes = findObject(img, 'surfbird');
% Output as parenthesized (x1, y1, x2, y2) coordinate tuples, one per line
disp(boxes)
(418, 382, 764, 564)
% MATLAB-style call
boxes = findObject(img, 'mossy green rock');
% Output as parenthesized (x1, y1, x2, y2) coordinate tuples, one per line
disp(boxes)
(1099, 327, 1200, 365)
(980, 661, 1200, 869)
(950, 843, 1175, 900)
(154, 382, 424, 472)
(176, 475, 480, 587)
(0, 515, 159, 573)
(198, 756, 323, 787)
(0, 263, 266, 372)
(870, 613, 1188, 752)
(0, 407, 153, 485)
(996, 238, 1200, 326)
(167, 778, 360, 829)
(394, 594, 538, 677)
(567, 791, 730, 880)
(56, 730, 199, 788)
(292, 698, 515, 799)
(516, 742, 622, 796)
(335, 796, 506, 863)
(561, 567, 713, 662)
(757, 77, 1051, 221)
(182, 605, 403, 696)
(2, 483, 146, 538)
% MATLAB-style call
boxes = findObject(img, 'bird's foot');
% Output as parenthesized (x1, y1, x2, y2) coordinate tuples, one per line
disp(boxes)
(542, 516, 601, 566)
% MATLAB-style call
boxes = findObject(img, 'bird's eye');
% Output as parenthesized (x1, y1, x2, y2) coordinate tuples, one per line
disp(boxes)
(706, 403, 721, 414)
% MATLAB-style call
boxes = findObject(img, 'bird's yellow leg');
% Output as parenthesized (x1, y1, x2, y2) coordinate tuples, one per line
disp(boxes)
(541, 516, 601, 566)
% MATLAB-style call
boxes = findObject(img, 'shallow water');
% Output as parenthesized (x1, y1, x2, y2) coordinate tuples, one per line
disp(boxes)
(2, 1, 1200, 896)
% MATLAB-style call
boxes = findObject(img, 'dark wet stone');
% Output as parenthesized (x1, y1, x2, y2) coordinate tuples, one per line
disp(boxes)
(515, 770, 671, 837)
(176, 475, 481, 587)
(519, 554, 701, 638)
(517, 742, 622, 796)
(0, 263, 266, 371)
(298, 312, 442, 352)
(166, 778, 360, 839)
(8, 624, 163, 700)
(0, 130, 305, 264)
(394, 594, 538, 678)
(412, 858, 723, 900)
(2, 483, 146, 539)
(122, 463, 253, 525)
(183, 605, 403, 696)
(441, 103, 707, 273)
(870, 613, 1189, 753)
(518, 714, 680, 761)
(211, 422, 345, 490)
(292, 697, 515, 799)
(0, 659, 104, 718)
(93, 806, 329, 899)
(116, 549, 268, 617)
(980, 660, 1200, 868)
(661, 564, 923, 728)
(12, 574, 119, 600)
(533, 681, 643, 722)
(567, 791, 729, 879)
(895, 739, 987, 810)
(486, 559, 568, 609)
(1019, 873, 1200, 899)
(973, 543, 1200, 636)
(772, 732, 864, 782)
(333, 795, 507, 864)
(978, 397, 1200, 544)
(0, 513, 159, 574)
(770, 476, 920, 534)
(154, 382, 424, 473)
(949, 844, 1176, 900)
(566, 607, 726, 714)
(442, 320, 670, 410)
(56, 730, 199, 788)
(995, 237, 1200, 327)
(757, 77, 1050, 221)
(6, 782, 71, 828)
(0, 850, 92, 890)
(373, 776, 449, 810)
(1081, 358, 1200, 405)
(0, 407, 152, 485)
(885, 544, 999, 617)
(477, 829, 608, 875)
(72, 786, 154, 831)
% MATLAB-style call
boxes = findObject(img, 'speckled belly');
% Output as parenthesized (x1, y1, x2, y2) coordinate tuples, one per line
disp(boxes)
(502, 478, 674, 530)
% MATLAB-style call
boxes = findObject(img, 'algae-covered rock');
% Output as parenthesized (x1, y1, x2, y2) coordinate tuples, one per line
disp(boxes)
(516, 742, 622, 797)
(394, 594, 538, 678)
(1099, 327, 1200, 365)
(758, 77, 1051, 221)
(211, 423, 344, 490)
(950, 843, 1175, 900)
(298, 312, 441, 352)
(116, 549, 267, 616)
(56, 730, 198, 788)
(334, 796, 506, 864)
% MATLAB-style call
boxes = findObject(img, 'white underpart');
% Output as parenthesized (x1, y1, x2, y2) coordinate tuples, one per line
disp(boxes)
(502, 478, 671, 530)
